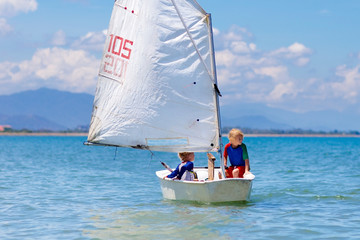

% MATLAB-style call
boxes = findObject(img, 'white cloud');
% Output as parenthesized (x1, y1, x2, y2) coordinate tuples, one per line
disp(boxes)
(215, 25, 254, 50)
(204, 26, 360, 112)
(231, 41, 257, 54)
(0, 29, 108, 95)
(52, 30, 67, 46)
(212, 27, 220, 36)
(249, 43, 256, 51)
(0, 0, 37, 17)
(268, 82, 297, 101)
(0, 0, 37, 36)
(253, 66, 288, 82)
(0, 47, 99, 95)
(331, 64, 360, 103)
(216, 49, 237, 67)
(213, 27, 318, 109)
(216, 68, 242, 86)
(295, 57, 310, 66)
(214, 24, 360, 112)
(268, 42, 312, 62)
(1, 21, 359, 114)
(288, 42, 311, 55)
(0, 17, 11, 35)
(223, 26, 252, 42)
(72, 30, 107, 51)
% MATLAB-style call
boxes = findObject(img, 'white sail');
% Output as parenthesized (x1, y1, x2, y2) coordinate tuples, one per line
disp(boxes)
(87, 0, 221, 152)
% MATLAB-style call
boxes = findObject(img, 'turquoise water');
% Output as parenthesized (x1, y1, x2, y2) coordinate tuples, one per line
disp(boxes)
(1, 136, 359, 239)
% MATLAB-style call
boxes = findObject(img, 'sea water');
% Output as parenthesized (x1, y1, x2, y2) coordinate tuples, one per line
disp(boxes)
(0, 136, 359, 239)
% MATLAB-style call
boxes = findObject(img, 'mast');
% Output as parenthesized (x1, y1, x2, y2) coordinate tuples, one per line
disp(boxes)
(206, 13, 225, 178)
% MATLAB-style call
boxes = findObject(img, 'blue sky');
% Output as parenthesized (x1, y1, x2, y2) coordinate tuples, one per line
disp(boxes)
(1, 0, 360, 115)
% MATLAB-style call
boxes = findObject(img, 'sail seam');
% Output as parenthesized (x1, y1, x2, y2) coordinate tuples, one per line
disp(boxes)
(139, 122, 217, 150)
(98, 73, 124, 84)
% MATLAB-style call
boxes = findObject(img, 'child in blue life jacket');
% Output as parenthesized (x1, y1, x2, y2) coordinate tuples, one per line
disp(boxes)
(165, 152, 196, 181)
(224, 128, 250, 178)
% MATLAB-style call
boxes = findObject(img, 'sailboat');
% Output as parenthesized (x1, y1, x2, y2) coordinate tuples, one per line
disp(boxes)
(85, 0, 254, 202)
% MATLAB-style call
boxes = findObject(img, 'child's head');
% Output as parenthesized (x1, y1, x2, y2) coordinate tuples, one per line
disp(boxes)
(228, 128, 244, 146)
(178, 152, 195, 162)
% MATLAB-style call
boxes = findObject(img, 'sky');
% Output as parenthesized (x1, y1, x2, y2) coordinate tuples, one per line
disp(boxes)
(1, 0, 360, 115)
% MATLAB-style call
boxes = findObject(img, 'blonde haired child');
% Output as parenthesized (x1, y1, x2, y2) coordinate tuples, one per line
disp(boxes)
(165, 152, 196, 181)
(224, 128, 250, 178)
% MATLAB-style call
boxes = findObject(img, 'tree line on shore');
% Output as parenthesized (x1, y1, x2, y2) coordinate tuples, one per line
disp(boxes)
(222, 127, 360, 135)
(1, 126, 359, 135)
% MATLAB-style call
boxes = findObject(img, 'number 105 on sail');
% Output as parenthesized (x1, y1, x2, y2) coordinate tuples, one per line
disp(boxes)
(101, 34, 134, 83)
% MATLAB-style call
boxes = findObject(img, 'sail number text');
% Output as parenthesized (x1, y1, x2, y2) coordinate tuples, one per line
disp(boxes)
(103, 34, 134, 80)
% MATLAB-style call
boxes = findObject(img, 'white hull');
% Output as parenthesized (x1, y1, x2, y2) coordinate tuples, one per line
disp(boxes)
(156, 168, 253, 203)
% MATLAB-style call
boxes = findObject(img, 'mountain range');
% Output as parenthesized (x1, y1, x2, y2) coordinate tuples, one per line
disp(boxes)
(221, 102, 360, 131)
(0, 88, 359, 131)
(0, 88, 93, 131)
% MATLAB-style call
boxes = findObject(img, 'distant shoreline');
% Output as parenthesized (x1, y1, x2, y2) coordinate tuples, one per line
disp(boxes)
(0, 132, 359, 138)
(0, 132, 88, 136)
(245, 133, 360, 138)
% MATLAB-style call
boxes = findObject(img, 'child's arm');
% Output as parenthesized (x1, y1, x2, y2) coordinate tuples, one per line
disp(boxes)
(223, 144, 229, 167)
(166, 165, 180, 178)
(244, 159, 250, 173)
(242, 143, 250, 172)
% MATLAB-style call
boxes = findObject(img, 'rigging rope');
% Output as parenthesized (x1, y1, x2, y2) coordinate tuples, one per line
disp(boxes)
(147, 148, 155, 167)
(113, 146, 118, 161)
